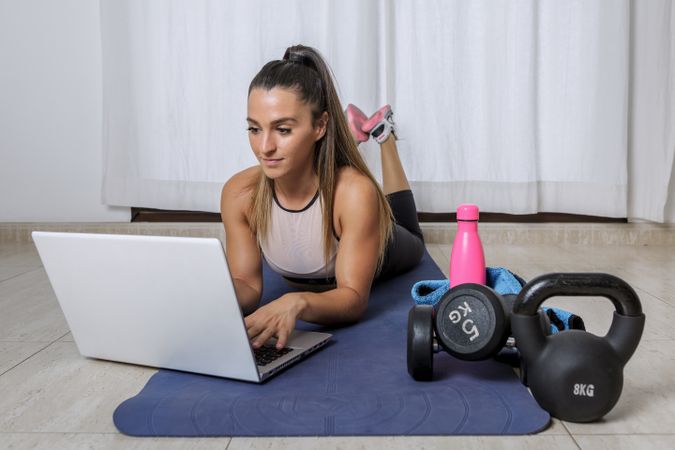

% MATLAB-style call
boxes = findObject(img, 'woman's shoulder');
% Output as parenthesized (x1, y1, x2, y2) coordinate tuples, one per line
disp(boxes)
(336, 166, 372, 186)
(223, 166, 259, 193)
(221, 166, 260, 211)
(334, 166, 379, 204)
(332, 167, 382, 239)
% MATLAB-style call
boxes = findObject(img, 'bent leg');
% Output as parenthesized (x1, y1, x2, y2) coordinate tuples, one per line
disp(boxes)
(377, 190, 425, 280)
(387, 189, 423, 241)
(345, 104, 424, 278)
(377, 223, 425, 280)
(380, 137, 411, 195)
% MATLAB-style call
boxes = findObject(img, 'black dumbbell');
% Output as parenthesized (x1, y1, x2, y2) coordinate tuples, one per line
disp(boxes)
(512, 273, 645, 422)
(407, 304, 435, 381)
(407, 283, 553, 381)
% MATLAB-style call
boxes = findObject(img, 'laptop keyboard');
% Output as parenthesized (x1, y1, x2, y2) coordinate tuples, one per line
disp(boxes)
(254, 345, 293, 366)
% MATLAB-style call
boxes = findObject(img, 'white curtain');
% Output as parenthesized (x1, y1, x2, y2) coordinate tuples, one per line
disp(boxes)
(100, 0, 675, 222)
(628, 0, 675, 222)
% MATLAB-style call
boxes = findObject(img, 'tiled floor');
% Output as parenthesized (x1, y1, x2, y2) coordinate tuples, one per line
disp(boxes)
(1, 232, 674, 449)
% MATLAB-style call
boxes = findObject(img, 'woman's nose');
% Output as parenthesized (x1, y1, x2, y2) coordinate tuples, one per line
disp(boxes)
(260, 131, 276, 154)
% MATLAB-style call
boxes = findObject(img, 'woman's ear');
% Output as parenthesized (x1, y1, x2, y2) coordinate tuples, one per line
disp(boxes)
(314, 111, 329, 141)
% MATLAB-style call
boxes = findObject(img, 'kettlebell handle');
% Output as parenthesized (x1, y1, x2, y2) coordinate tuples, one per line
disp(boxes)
(513, 273, 643, 317)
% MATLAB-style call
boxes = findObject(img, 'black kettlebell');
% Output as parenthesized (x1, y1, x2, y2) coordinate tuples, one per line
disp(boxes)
(511, 273, 645, 423)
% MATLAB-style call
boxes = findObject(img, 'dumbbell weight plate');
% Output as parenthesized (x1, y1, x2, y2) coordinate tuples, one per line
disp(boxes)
(407, 305, 434, 381)
(434, 284, 509, 361)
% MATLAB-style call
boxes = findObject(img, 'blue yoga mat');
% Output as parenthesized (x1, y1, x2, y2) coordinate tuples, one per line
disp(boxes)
(113, 251, 550, 436)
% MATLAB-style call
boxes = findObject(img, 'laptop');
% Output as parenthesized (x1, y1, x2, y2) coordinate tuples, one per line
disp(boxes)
(32, 231, 331, 382)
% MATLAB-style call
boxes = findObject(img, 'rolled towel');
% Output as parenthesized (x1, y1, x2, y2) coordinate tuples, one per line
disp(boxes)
(411, 267, 523, 304)
(542, 306, 586, 333)
(411, 267, 585, 335)
(410, 279, 450, 305)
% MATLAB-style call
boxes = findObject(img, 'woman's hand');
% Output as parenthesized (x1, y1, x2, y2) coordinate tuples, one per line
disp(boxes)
(244, 293, 308, 349)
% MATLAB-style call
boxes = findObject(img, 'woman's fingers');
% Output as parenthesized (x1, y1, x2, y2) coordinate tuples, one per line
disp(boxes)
(275, 327, 291, 350)
(244, 316, 264, 340)
(251, 327, 276, 349)
(246, 319, 292, 349)
(243, 296, 300, 349)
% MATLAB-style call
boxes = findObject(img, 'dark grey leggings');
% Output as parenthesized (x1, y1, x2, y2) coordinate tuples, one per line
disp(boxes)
(376, 189, 425, 280)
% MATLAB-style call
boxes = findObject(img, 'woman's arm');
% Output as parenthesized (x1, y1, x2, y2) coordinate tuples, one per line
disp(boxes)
(299, 169, 381, 322)
(220, 168, 263, 314)
(245, 169, 381, 348)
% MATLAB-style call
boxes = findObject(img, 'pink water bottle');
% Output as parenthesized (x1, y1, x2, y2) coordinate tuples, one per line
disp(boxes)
(449, 204, 486, 286)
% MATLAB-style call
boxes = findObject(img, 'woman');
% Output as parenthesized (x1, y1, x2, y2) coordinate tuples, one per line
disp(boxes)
(220, 45, 424, 350)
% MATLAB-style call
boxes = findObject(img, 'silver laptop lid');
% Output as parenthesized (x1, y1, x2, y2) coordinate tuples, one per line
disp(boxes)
(33, 231, 261, 382)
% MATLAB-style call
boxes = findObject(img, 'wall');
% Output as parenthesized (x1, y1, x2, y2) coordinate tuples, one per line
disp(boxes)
(0, 0, 129, 222)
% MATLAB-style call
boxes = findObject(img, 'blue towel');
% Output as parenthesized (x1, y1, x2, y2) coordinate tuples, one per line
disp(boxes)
(411, 267, 584, 334)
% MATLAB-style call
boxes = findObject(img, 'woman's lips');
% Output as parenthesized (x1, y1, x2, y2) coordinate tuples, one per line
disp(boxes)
(262, 158, 283, 167)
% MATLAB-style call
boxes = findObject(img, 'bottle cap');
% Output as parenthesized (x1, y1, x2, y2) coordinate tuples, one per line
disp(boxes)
(456, 203, 479, 221)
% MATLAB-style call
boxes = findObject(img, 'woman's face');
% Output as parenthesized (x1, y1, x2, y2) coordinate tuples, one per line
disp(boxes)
(247, 87, 327, 181)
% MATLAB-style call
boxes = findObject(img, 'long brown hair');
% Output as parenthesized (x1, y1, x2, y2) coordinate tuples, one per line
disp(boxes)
(247, 44, 393, 271)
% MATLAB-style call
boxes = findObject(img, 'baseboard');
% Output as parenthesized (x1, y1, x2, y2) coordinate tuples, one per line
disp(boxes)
(2, 222, 674, 246)
(0, 223, 225, 244)
(420, 222, 675, 246)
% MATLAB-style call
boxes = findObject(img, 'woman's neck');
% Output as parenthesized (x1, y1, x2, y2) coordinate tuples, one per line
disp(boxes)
(274, 170, 319, 210)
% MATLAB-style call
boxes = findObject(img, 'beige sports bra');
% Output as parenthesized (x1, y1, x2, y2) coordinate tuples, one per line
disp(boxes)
(259, 190, 338, 280)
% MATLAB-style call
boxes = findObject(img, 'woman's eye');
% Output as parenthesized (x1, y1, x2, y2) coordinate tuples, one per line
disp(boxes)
(247, 127, 259, 134)
(277, 128, 291, 135)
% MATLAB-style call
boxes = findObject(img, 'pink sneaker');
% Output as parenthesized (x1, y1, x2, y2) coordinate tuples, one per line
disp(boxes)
(344, 104, 370, 144)
(362, 104, 397, 144)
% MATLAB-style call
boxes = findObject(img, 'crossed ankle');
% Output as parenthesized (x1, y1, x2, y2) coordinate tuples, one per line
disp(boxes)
(345, 103, 399, 145)
(361, 105, 397, 144)
(344, 104, 369, 144)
